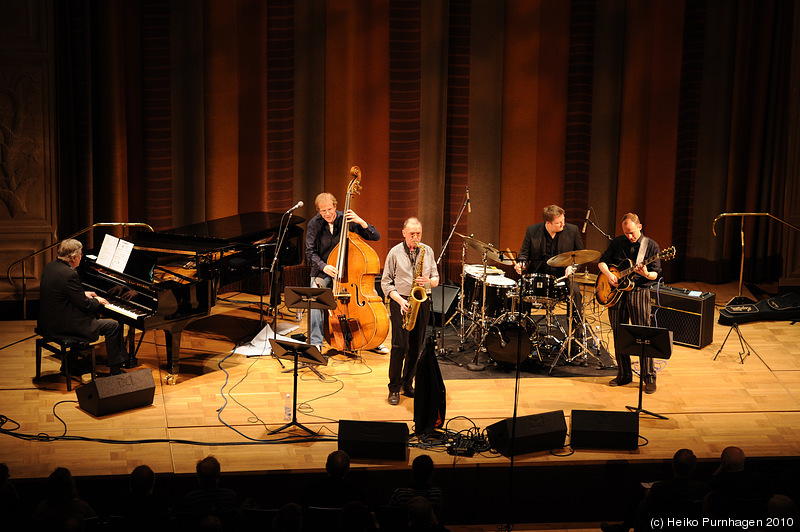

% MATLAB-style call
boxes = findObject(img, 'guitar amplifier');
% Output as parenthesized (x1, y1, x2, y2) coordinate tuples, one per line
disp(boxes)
(649, 285, 715, 349)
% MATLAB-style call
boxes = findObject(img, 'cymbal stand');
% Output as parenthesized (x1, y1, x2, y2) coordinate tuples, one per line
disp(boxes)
(548, 267, 600, 373)
(467, 252, 491, 371)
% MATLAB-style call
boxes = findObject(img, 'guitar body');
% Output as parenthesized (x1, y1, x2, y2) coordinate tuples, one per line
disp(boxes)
(594, 263, 634, 308)
(594, 246, 677, 308)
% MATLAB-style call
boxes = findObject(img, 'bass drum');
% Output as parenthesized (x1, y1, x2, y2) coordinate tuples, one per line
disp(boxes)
(485, 321, 536, 366)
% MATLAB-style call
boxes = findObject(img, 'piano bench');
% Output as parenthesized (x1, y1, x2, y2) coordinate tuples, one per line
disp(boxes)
(34, 330, 99, 391)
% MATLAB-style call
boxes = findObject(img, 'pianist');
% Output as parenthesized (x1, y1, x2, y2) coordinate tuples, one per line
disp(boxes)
(38, 239, 129, 376)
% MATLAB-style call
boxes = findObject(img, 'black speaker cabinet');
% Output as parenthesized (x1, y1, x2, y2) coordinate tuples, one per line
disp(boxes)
(486, 410, 567, 457)
(338, 420, 409, 461)
(650, 285, 715, 348)
(430, 284, 460, 326)
(570, 410, 639, 450)
(76, 370, 156, 417)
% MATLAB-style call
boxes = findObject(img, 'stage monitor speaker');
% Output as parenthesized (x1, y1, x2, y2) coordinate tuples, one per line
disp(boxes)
(338, 420, 409, 461)
(430, 284, 460, 326)
(76, 370, 156, 417)
(570, 410, 639, 450)
(650, 285, 715, 348)
(486, 410, 567, 457)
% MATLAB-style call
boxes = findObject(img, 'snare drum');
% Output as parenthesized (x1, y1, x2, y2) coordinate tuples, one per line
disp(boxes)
(481, 276, 517, 320)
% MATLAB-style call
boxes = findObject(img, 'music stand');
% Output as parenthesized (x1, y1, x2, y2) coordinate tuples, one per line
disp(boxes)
(615, 324, 673, 420)
(268, 338, 326, 436)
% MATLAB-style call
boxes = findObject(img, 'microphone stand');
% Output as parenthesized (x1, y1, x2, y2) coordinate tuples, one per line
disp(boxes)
(436, 191, 469, 357)
(269, 210, 296, 344)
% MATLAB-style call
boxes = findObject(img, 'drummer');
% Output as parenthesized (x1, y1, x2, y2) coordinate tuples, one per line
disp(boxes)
(514, 204, 585, 334)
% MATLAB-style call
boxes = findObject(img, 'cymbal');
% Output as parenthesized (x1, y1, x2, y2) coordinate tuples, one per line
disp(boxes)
(455, 232, 499, 255)
(546, 249, 601, 268)
(573, 271, 598, 285)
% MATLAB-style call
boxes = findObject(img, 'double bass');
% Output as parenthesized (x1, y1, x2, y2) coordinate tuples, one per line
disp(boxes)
(327, 166, 390, 353)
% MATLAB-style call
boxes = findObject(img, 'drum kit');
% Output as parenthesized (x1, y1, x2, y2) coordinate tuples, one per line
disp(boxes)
(453, 233, 604, 371)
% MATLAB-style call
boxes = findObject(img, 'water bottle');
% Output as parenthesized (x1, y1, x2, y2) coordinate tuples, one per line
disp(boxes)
(283, 393, 292, 421)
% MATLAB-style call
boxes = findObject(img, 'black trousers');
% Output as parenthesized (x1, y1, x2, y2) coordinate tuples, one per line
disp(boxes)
(97, 318, 128, 367)
(388, 298, 431, 393)
(608, 286, 655, 381)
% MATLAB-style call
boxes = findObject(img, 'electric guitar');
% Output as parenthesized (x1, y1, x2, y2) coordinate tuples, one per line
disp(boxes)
(594, 246, 676, 308)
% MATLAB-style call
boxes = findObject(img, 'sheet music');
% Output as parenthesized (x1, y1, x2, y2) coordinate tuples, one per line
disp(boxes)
(95, 234, 133, 273)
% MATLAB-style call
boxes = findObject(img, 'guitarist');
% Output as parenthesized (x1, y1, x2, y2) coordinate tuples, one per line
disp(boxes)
(598, 213, 662, 393)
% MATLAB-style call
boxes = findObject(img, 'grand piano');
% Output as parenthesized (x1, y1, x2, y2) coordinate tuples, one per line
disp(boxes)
(78, 212, 304, 375)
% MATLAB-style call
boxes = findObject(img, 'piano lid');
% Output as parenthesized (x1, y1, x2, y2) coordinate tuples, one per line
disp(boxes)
(132, 211, 305, 251)
(161, 211, 305, 243)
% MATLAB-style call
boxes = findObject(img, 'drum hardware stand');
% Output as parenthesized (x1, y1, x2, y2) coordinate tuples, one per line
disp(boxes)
(438, 192, 470, 357)
(467, 251, 492, 371)
(548, 271, 602, 373)
(713, 322, 755, 364)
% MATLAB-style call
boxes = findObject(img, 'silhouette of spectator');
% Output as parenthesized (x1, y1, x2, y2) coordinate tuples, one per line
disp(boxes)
(0, 463, 22, 527)
(704, 446, 771, 520)
(33, 467, 96, 531)
(407, 496, 449, 531)
(272, 502, 303, 532)
(767, 494, 799, 526)
(301, 450, 365, 508)
(388, 455, 443, 516)
(339, 500, 375, 531)
(178, 456, 240, 530)
(639, 449, 708, 530)
(116, 464, 172, 531)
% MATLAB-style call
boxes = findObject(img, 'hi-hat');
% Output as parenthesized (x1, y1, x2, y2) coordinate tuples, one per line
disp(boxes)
(573, 271, 598, 285)
(546, 249, 601, 268)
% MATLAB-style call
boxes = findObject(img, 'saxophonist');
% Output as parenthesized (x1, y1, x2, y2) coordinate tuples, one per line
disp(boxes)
(381, 218, 439, 406)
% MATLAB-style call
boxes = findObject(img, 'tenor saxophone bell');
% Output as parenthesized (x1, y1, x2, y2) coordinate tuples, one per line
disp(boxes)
(402, 245, 427, 331)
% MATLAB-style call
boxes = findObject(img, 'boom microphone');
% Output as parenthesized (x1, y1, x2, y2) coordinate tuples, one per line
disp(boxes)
(582, 208, 591, 234)
(286, 200, 304, 213)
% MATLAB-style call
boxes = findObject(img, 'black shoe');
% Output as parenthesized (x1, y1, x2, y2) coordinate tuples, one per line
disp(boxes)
(402, 387, 415, 398)
(609, 375, 632, 387)
(645, 379, 657, 394)
(110, 364, 125, 376)
(123, 357, 138, 369)
(387, 392, 400, 405)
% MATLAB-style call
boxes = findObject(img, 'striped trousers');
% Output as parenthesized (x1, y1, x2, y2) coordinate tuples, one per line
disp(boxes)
(608, 285, 655, 381)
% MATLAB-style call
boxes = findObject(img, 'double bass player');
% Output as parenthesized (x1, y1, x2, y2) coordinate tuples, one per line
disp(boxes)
(305, 192, 389, 355)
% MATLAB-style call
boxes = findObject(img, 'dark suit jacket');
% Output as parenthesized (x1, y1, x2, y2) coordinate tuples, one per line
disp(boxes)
(518, 222, 584, 276)
(38, 259, 101, 342)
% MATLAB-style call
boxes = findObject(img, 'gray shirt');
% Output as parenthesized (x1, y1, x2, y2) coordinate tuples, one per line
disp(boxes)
(381, 242, 439, 299)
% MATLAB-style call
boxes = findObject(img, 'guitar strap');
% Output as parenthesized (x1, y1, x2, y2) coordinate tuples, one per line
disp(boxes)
(636, 236, 649, 265)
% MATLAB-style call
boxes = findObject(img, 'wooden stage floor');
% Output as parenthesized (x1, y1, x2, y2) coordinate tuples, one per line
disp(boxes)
(1, 281, 799, 486)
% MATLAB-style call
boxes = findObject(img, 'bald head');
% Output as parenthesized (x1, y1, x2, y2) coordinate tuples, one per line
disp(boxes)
(719, 446, 746, 473)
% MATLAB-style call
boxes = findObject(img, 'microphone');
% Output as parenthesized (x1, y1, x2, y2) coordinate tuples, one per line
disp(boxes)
(466, 187, 471, 213)
(582, 208, 591, 234)
(286, 200, 304, 213)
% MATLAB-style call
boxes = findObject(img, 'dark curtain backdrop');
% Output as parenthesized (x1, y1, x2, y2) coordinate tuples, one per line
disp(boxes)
(48, 0, 799, 286)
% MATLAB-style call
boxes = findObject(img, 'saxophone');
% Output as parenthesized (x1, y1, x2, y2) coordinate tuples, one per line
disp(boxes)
(402, 245, 427, 331)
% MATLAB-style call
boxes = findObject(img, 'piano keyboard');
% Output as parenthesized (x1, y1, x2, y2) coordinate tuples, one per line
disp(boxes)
(104, 302, 145, 321)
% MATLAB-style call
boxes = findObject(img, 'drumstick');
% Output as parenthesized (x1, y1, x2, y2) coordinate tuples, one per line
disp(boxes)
(505, 248, 517, 266)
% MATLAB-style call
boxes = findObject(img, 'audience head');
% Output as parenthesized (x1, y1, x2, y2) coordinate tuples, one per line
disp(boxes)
(45, 467, 78, 504)
(407, 496, 437, 527)
(272, 502, 303, 532)
(339, 500, 372, 531)
(196, 514, 223, 531)
(672, 448, 698, 478)
(411, 454, 435, 485)
(129, 464, 155, 496)
(768, 494, 799, 519)
(196, 455, 222, 489)
(326, 450, 351, 480)
(717, 446, 746, 474)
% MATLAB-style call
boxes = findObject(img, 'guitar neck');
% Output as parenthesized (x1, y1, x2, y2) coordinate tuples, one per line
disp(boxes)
(619, 253, 660, 279)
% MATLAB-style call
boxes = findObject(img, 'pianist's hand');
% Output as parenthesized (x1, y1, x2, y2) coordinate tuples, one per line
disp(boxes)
(95, 296, 110, 306)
